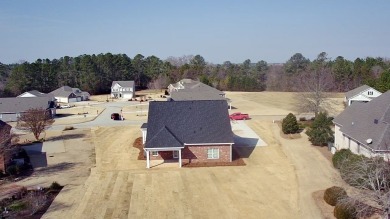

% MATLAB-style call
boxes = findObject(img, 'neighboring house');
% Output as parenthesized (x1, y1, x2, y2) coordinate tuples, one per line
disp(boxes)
(0, 120, 13, 172)
(141, 100, 234, 168)
(345, 85, 382, 106)
(168, 79, 232, 109)
(72, 88, 90, 101)
(17, 90, 56, 101)
(111, 81, 135, 99)
(50, 86, 89, 103)
(168, 79, 225, 97)
(334, 90, 390, 160)
(0, 97, 56, 122)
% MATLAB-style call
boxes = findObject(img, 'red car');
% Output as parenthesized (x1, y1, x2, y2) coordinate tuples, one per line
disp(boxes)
(229, 112, 250, 120)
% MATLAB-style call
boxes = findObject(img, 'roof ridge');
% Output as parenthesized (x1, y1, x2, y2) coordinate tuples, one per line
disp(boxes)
(147, 125, 182, 145)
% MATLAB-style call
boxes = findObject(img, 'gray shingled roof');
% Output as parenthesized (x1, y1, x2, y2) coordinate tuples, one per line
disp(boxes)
(334, 90, 390, 151)
(111, 81, 134, 88)
(50, 86, 75, 98)
(345, 85, 372, 100)
(145, 100, 234, 149)
(170, 91, 226, 101)
(18, 90, 55, 99)
(0, 97, 53, 113)
(0, 120, 11, 131)
(171, 79, 224, 95)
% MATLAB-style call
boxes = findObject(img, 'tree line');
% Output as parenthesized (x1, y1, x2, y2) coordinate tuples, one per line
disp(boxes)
(0, 52, 389, 97)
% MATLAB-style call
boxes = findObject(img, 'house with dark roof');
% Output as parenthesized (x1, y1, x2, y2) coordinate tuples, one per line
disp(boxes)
(50, 86, 89, 103)
(141, 100, 234, 168)
(168, 79, 231, 109)
(0, 120, 13, 172)
(111, 81, 135, 99)
(345, 84, 382, 106)
(0, 97, 56, 122)
(334, 90, 390, 160)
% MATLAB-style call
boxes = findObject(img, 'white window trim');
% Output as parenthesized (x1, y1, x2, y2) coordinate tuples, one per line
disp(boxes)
(0, 114, 2, 119)
(173, 150, 179, 158)
(207, 148, 219, 159)
(151, 151, 158, 156)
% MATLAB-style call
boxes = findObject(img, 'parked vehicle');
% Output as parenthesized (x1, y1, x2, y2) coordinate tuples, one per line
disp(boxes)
(229, 112, 250, 120)
(111, 113, 121, 120)
(60, 104, 71, 109)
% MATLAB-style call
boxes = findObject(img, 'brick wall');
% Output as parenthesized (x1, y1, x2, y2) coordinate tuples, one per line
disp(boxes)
(147, 144, 231, 163)
(183, 145, 231, 163)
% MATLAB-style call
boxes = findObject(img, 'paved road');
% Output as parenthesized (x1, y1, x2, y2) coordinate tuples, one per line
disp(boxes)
(50, 101, 146, 130)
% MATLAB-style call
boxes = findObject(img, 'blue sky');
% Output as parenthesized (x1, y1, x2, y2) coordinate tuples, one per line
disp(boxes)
(0, 0, 389, 64)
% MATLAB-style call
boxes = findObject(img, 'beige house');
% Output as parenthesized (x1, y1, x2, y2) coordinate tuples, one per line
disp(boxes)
(345, 85, 382, 106)
(334, 90, 390, 160)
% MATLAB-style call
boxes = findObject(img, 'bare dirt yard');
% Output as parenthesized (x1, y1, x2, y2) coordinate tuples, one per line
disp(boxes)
(225, 91, 345, 118)
(4, 91, 345, 219)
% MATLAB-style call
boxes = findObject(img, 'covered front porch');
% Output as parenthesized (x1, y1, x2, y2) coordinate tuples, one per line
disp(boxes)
(144, 147, 184, 169)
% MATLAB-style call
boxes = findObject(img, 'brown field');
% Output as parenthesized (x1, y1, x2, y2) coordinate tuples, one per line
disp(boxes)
(20, 91, 344, 218)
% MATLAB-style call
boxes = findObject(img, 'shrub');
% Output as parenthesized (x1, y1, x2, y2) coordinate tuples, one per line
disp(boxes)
(6, 165, 18, 176)
(299, 117, 306, 121)
(323, 186, 347, 206)
(306, 112, 334, 146)
(49, 181, 62, 191)
(334, 202, 357, 219)
(63, 126, 74, 131)
(8, 201, 27, 211)
(332, 149, 354, 169)
(282, 113, 299, 134)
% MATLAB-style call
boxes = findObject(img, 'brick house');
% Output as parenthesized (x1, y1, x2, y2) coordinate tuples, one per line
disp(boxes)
(0, 120, 12, 172)
(141, 100, 234, 168)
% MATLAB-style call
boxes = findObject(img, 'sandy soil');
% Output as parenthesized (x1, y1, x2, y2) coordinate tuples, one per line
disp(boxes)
(44, 123, 301, 219)
(225, 91, 345, 117)
(45, 122, 341, 219)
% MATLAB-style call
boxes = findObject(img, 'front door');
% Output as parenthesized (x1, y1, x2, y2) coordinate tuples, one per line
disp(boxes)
(173, 150, 179, 159)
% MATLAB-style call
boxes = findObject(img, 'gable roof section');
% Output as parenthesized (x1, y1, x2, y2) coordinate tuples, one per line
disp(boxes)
(0, 120, 11, 132)
(172, 79, 224, 95)
(169, 79, 225, 101)
(146, 126, 183, 148)
(0, 97, 51, 113)
(345, 84, 380, 100)
(145, 100, 233, 149)
(111, 81, 134, 88)
(18, 90, 55, 99)
(334, 90, 390, 151)
(50, 86, 75, 98)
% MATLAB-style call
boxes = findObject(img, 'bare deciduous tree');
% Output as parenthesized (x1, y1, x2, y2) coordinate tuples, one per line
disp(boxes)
(295, 52, 335, 116)
(147, 74, 169, 90)
(17, 108, 54, 140)
(25, 190, 49, 215)
(339, 156, 390, 219)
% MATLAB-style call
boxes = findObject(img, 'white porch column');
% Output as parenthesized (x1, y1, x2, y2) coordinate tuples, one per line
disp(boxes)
(178, 149, 182, 168)
(146, 150, 150, 169)
(230, 144, 232, 162)
(229, 103, 232, 110)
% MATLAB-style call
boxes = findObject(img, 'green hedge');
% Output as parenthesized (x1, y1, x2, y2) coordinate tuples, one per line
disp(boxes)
(334, 202, 357, 219)
(323, 186, 347, 206)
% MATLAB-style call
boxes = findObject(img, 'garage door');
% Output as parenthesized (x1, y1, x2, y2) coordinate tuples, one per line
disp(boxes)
(68, 98, 77, 103)
(76, 97, 82, 102)
(123, 93, 133, 99)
